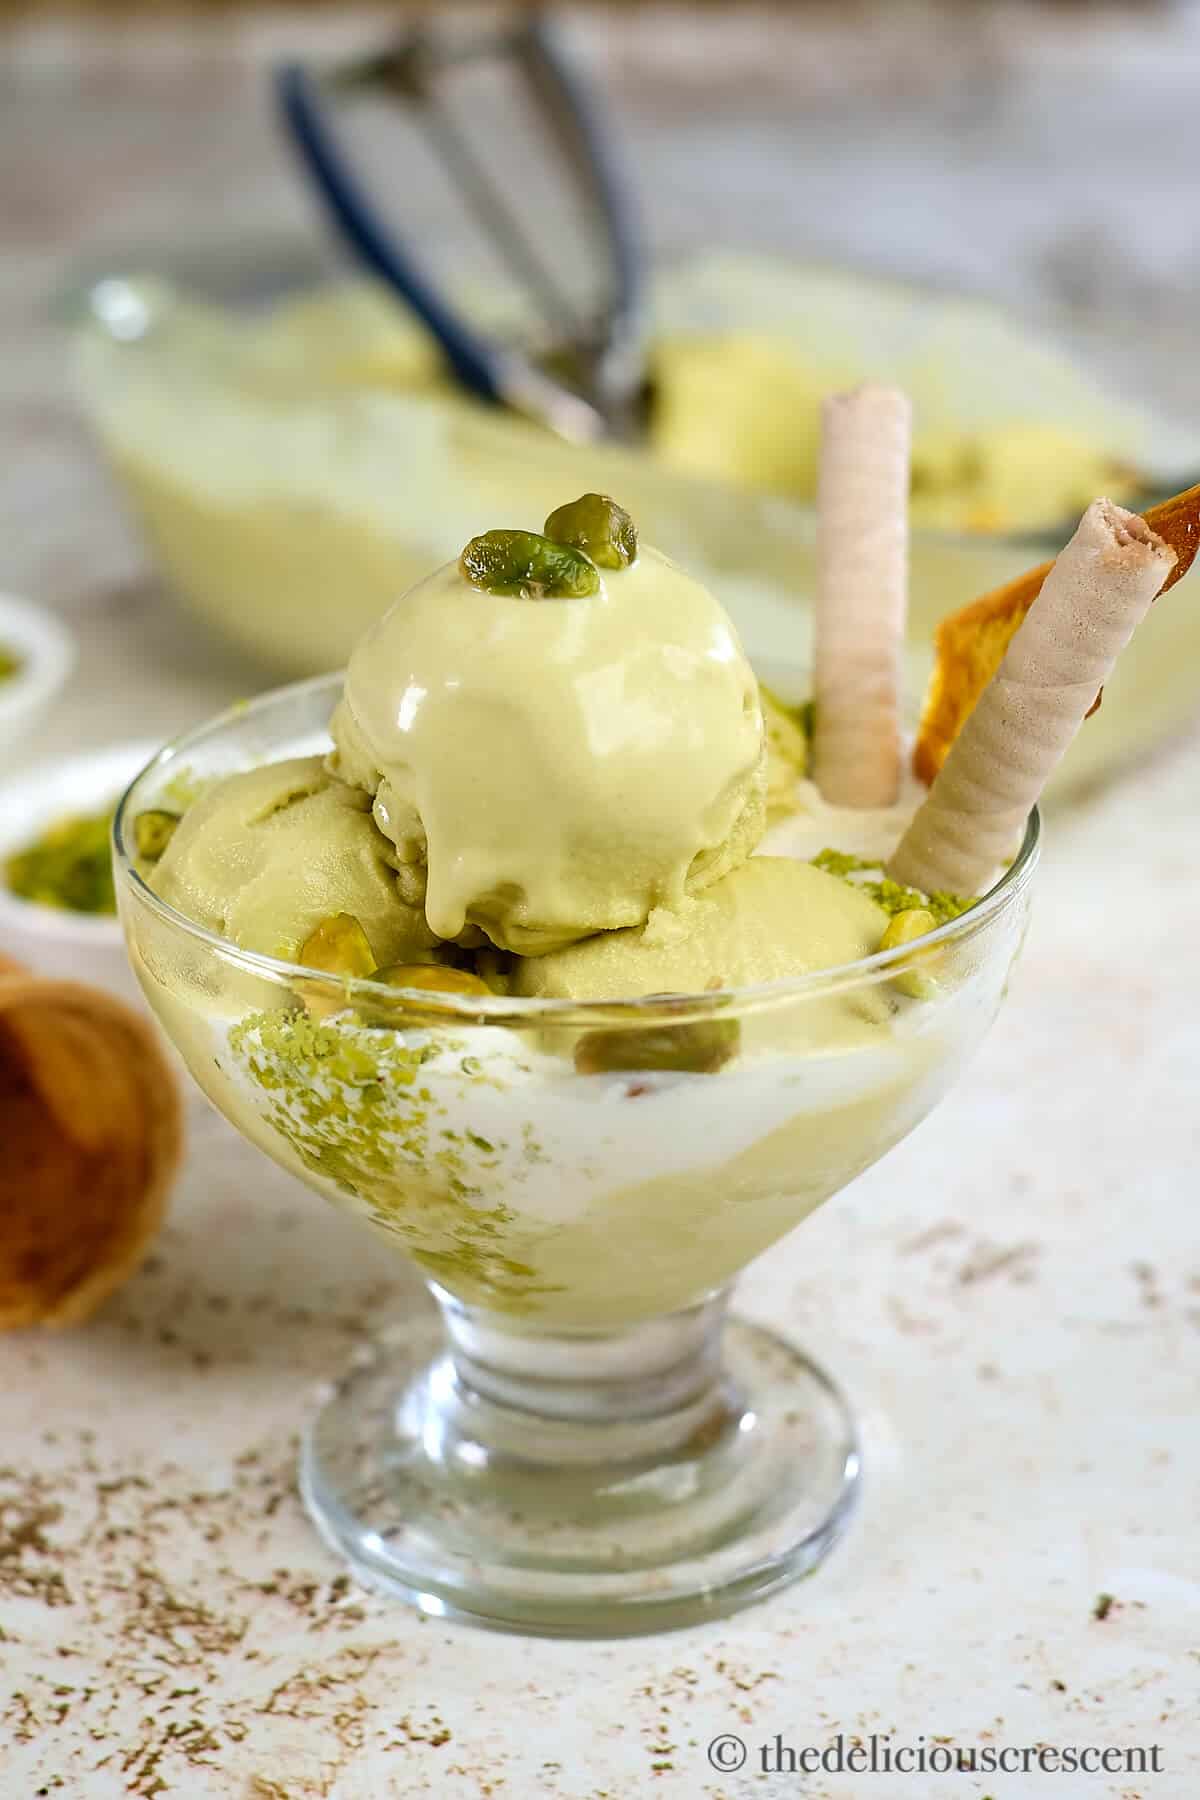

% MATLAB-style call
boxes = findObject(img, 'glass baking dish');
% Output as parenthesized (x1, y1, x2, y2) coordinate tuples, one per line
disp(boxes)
(69, 248, 1200, 799)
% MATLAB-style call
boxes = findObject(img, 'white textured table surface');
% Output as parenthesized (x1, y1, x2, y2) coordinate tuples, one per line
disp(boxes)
(2, 12, 1199, 1798)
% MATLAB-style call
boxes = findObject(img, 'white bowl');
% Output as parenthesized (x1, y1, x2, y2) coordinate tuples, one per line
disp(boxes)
(0, 741, 157, 1001)
(0, 593, 75, 758)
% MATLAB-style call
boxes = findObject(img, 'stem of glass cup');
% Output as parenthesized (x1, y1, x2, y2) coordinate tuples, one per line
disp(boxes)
(430, 1282, 735, 1439)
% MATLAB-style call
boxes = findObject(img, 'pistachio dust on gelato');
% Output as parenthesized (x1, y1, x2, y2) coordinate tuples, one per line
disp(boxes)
(146, 495, 967, 1010)
(129, 491, 996, 1324)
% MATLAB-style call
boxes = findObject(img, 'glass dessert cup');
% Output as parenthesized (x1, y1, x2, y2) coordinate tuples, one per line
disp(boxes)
(114, 676, 1039, 1637)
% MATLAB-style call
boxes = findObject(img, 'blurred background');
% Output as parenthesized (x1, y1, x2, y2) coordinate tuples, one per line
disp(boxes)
(4, 0, 1200, 939)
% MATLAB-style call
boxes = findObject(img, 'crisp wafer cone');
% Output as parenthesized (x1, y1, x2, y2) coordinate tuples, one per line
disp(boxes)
(888, 500, 1176, 896)
(813, 383, 911, 807)
(0, 959, 182, 1329)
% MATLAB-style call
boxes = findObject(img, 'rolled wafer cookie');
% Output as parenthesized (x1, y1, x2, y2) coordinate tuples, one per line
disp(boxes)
(888, 500, 1176, 896)
(912, 480, 1200, 785)
(813, 383, 911, 808)
(0, 957, 182, 1329)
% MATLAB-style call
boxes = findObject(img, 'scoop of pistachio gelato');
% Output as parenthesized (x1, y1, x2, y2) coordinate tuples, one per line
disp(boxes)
(148, 756, 438, 965)
(510, 857, 888, 1001)
(329, 526, 766, 956)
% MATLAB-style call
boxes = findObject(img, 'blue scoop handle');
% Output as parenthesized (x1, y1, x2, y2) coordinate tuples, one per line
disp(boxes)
(275, 60, 505, 405)
(274, 18, 642, 418)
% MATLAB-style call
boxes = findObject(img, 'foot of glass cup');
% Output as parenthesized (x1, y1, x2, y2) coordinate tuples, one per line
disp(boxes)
(300, 1284, 860, 1637)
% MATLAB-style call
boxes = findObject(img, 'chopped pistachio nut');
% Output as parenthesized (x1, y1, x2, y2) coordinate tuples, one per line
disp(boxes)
(371, 963, 493, 998)
(297, 915, 378, 1018)
(811, 848, 972, 926)
(543, 493, 638, 570)
(4, 807, 116, 915)
(880, 906, 939, 1001)
(575, 1012, 740, 1077)
(880, 907, 937, 951)
(299, 912, 376, 978)
(133, 808, 180, 862)
(459, 528, 600, 600)
(358, 962, 494, 1029)
(0, 643, 21, 683)
(812, 848, 866, 878)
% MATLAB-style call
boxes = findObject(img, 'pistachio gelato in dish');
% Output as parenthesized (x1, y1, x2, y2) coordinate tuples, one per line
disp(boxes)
(108, 444, 1055, 1634)
(116, 369, 1192, 1629)
(127, 493, 1007, 1329)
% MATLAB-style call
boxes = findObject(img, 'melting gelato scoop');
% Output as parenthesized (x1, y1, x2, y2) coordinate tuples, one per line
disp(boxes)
(329, 512, 766, 955)
(510, 857, 888, 1001)
(148, 757, 438, 966)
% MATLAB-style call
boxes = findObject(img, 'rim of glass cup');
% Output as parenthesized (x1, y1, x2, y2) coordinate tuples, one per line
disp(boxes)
(113, 673, 1041, 1030)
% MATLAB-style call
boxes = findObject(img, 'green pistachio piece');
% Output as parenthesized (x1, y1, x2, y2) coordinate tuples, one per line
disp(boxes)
(543, 494, 638, 570)
(370, 963, 492, 998)
(879, 907, 937, 952)
(575, 1008, 739, 1077)
(133, 809, 180, 862)
(357, 959, 493, 1029)
(459, 529, 600, 599)
(299, 913, 376, 979)
(297, 913, 378, 1021)
(879, 907, 939, 1000)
